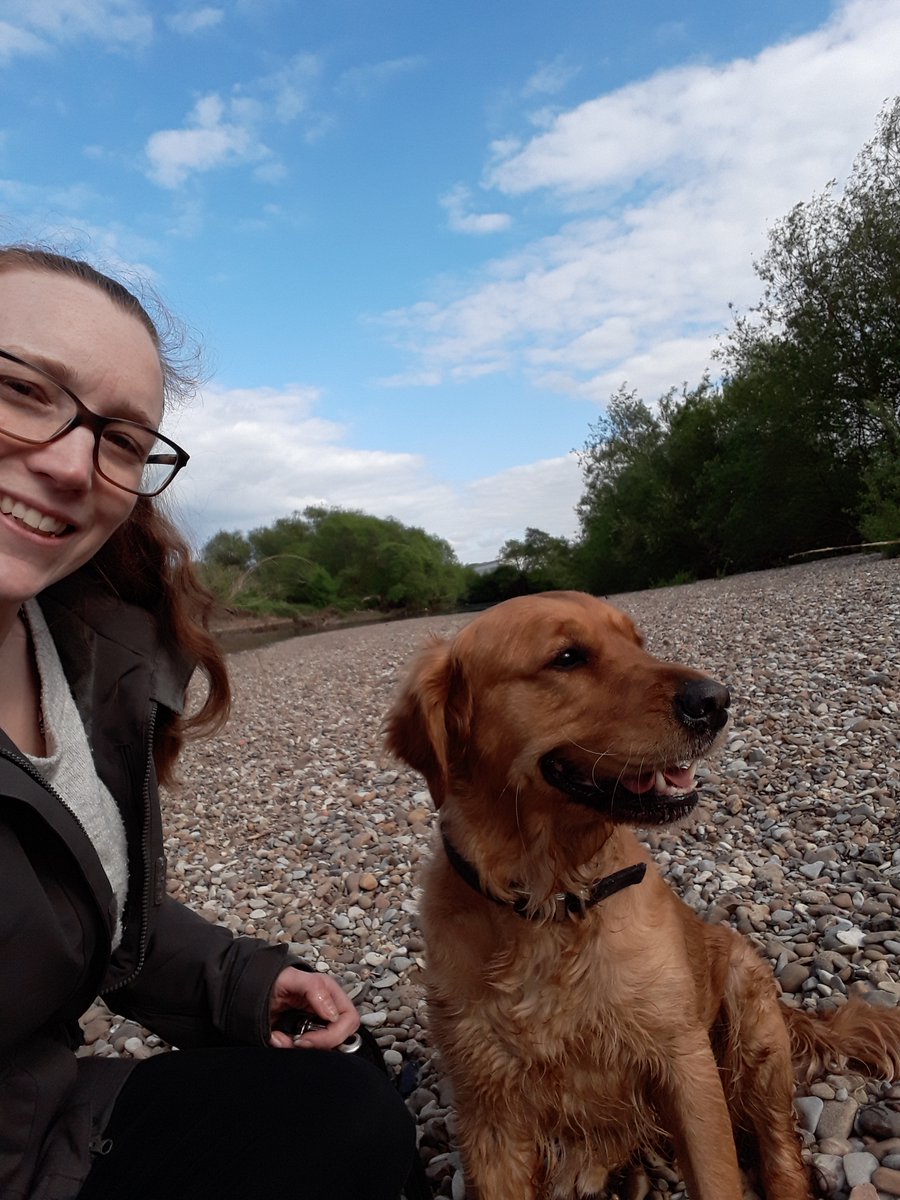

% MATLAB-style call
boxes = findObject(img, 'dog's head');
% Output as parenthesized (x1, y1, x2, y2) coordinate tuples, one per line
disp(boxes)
(385, 590, 729, 829)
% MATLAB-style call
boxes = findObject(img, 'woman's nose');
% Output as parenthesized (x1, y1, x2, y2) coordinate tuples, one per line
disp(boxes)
(27, 427, 96, 491)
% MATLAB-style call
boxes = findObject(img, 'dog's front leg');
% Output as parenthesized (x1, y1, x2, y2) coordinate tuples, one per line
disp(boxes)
(657, 1033, 743, 1200)
(455, 1095, 542, 1200)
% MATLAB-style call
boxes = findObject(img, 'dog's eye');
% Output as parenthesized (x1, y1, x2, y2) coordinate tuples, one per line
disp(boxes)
(548, 645, 589, 670)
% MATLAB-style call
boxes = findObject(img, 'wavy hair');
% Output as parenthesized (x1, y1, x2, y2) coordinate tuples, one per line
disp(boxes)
(0, 245, 230, 783)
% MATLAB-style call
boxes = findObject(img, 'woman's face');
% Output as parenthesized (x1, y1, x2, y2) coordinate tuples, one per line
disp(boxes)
(0, 268, 165, 617)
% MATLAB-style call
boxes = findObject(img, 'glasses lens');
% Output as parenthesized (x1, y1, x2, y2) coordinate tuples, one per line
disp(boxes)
(97, 423, 180, 496)
(0, 359, 74, 441)
(1, 352, 185, 496)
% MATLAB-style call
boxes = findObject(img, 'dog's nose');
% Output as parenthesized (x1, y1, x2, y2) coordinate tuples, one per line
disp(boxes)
(674, 678, 730, 731)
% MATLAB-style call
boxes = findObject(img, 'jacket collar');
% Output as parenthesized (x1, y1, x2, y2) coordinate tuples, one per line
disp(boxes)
(39, 568, 195, 716)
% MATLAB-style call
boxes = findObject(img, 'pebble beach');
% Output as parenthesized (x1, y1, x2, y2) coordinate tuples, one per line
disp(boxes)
(78, 553, 900, 1200)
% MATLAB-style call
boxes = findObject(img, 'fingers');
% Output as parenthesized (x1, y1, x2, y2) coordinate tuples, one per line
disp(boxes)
(305, 984, 341, 1024)
(294, 1012, 358, 1051)
(270, 1011, 358, 1051)
(269, 968, 361, 1050)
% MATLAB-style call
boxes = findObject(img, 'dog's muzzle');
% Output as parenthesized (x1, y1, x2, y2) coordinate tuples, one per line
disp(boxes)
(539, 752, 702, 826)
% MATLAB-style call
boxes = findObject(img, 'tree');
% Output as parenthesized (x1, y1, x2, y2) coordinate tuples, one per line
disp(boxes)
(498, 527, 577, 590)
(576, 386, 723, 591)
(199, 505, 468, 612)
(723, 99, 900, 544)
(202, 529, 252, 569)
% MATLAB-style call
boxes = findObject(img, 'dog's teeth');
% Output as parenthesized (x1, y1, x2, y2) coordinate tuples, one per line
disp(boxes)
(655, 770, 667, 793)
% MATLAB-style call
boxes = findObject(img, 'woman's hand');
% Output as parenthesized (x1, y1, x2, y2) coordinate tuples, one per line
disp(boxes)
(268, 967, 360, 1050)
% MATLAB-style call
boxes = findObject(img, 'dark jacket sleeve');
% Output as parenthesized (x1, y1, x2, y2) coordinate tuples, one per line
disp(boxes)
(107, 896, 302, 1049)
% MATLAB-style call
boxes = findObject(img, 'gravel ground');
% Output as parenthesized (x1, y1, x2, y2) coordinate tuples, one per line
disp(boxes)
(78, 554, 900, 1200)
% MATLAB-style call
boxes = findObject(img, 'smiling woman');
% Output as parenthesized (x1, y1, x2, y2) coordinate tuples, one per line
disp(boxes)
(0, 246, 415, 1200)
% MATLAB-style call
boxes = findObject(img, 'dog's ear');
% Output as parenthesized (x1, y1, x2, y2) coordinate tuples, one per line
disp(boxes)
(384, 637, 471, 808)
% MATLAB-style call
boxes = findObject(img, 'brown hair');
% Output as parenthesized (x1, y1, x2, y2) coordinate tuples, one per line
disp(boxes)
(0, 244, 230, 783)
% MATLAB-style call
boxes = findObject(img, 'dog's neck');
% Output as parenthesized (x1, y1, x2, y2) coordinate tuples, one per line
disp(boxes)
(440, 825, 646, 922)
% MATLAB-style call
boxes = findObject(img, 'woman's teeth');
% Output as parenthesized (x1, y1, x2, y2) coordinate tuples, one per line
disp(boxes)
(0, 495, 68, 537)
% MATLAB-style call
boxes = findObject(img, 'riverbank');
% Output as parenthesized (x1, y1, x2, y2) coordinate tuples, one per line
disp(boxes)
(82, 555, 899, 1198)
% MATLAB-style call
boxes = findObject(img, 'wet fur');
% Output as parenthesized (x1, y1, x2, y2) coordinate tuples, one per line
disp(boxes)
(385, 591, 900, 1200)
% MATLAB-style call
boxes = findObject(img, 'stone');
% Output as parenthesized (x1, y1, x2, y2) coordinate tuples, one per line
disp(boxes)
(778, 962, 810, 993)
(818, 1137, 854, 1155)
(857, 1104, 900, 1141)
(848, 1185, 879, 1200)
(843, 1152, 879, 1187)
(812, 1153, 845, 1194)
(793, 1096, 824, 1133)
(873, 1167, 900, 1197)
(816, 1099, 859, 1141)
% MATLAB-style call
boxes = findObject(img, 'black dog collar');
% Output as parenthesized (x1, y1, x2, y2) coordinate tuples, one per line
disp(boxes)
(441, 828, 647, 922)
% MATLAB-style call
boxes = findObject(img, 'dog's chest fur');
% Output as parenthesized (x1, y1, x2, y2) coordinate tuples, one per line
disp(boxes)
(422, 857, 701, 1156)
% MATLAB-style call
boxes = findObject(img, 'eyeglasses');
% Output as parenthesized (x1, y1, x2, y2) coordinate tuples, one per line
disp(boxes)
(0, 348, 189, 497)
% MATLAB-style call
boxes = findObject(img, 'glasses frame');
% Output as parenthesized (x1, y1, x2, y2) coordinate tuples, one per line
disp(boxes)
(0, 348, 189, 497)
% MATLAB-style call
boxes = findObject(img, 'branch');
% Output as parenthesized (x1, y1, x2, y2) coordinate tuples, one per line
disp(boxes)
(788, 540, 900, 560)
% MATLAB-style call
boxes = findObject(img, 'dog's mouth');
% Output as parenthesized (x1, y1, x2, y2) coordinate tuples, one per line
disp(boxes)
(539, 752, 701, 826)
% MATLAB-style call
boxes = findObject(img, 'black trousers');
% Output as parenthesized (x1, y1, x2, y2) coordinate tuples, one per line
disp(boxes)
(78, 1046, 416, 1200)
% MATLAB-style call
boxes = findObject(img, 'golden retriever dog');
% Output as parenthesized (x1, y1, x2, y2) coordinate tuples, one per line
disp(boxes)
(385, 591, 900, 1200)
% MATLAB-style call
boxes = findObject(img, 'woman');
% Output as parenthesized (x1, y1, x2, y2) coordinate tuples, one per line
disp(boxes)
(0, 247, 415, 1200)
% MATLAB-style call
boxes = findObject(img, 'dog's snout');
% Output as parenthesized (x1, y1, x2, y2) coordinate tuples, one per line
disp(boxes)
(674, 678, 730, 731)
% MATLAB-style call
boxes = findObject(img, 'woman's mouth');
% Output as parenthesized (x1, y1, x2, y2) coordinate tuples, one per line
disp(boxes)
(0, 493, 70, 537)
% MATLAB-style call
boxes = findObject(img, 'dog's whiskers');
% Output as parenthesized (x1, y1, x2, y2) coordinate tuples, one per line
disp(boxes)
(514, 784, 526, 851)
(566, 735, 619, 759)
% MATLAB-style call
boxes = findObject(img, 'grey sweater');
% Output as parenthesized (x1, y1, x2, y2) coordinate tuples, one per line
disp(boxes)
(23, 598, 129, 948)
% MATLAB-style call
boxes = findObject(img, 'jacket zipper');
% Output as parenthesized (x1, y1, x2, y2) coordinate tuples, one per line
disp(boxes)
(101, 701, 158, 996)
(0, 744, 113, 955)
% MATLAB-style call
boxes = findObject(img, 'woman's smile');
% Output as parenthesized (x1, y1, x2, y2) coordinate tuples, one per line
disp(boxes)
(0, 490, 72, 537)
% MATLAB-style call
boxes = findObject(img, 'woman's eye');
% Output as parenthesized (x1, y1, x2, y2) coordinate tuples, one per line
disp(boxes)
(549, 646, 589, 670)
(0, 374, 48, 405)
(102, 429, 148, 461)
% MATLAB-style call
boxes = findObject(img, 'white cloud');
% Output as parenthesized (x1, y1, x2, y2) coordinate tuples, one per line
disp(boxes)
(143, 54, 322, 187)
(337, 55, 425, 99)
(522, 57, 580, 98)
(440, 183, 512, 235)
(145, 93, 272, 188)
(0, 0, 152, 57)
(0, 19, 47, 60)
(165, 384, 582, 562)
(166, 7, 224, 35)
(260, 53, 320, 122)
(376, 369, 443, 389)
(385, 0, 900, 404)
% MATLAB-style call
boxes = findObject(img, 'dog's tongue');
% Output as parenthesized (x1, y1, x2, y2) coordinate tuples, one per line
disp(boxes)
(662, 765, 695, 790)
(620, 765, 696, 794)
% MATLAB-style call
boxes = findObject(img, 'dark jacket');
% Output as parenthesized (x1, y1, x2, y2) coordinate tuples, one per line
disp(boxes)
(0, 572, 293, 1200)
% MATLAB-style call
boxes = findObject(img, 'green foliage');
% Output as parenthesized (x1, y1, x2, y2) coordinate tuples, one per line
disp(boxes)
(464, 563, 540, 605)
(497, 527, 578, 590)
(575, 382, 728, 592)
(200, 506, 468, 614)
(203, 529, 252, 570)
(859, 447, 900, 554)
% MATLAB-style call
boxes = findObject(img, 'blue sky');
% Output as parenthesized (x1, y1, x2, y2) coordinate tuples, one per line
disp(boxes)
(2, 0, 898, 562)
